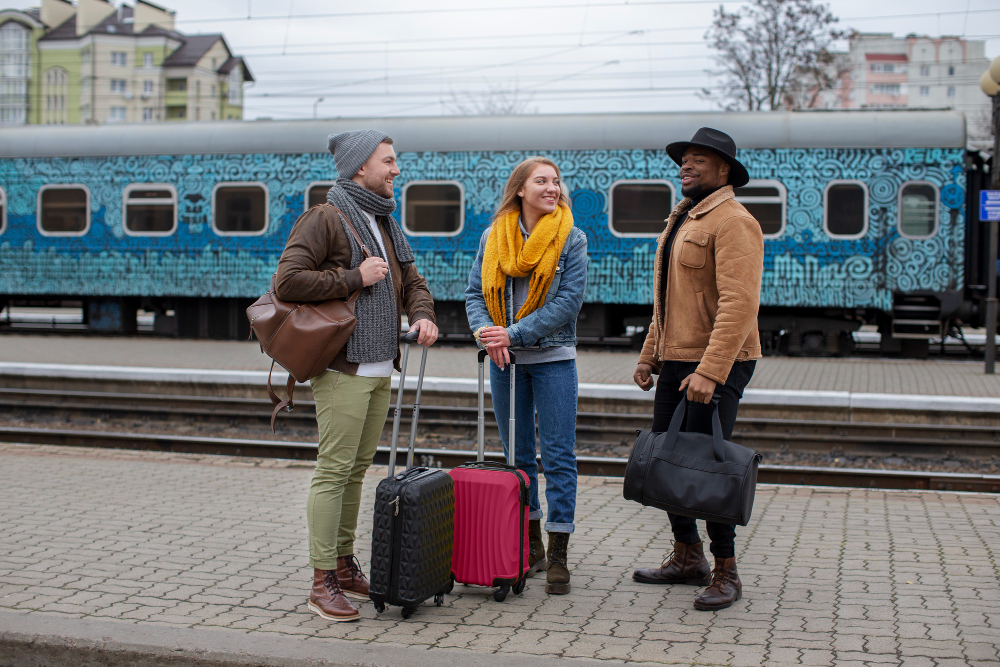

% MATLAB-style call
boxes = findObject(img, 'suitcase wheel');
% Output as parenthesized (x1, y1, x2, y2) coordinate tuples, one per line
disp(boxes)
(434, 594, 444, 606)
(401, 607, 415, 619)
(513, 577, 526, 595)
(493, 585, 510, 603)
(373, 601, 386, 614)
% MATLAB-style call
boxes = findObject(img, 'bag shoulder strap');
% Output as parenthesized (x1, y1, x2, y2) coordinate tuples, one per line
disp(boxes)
(266, 360, 296, 432)
(324, 204, 372, 260)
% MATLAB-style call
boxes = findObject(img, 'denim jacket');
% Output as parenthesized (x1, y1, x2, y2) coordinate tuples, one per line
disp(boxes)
(465, 225, 588, 348)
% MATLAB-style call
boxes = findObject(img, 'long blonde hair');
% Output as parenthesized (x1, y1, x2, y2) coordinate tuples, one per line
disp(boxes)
(493, 157, 570, 224)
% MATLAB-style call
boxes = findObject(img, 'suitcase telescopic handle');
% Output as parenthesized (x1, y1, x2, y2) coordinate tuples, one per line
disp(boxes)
(388, 332, 428, 477)
(477, 348, 516, 466)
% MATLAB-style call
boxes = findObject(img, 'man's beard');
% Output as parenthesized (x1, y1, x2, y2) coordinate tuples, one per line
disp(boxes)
(362, 172, 392, 198)
(681, 182, 706, 199)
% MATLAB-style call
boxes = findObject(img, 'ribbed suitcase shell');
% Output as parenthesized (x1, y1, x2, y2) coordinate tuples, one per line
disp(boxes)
(370, 467, 454, 609)
(450, 465, 529, 587)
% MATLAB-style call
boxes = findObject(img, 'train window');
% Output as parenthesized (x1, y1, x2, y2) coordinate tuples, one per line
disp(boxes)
(734, 180, 785, 237)
(609, 181, 674, 237)
(402, 181, 463, 235)
(824, 181, 868, 238)
(305, 182, 335, 211)
(898, 182, 938, 239)
(123, 184, 177, 235)
(212, 183, 268, 235)
(38, 185, 89, 235)
(0, 187, 5, 235)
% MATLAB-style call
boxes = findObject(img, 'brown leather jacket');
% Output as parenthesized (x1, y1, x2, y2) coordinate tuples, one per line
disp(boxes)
(638, 185, 763, 384)
(274, 203, 436, 374)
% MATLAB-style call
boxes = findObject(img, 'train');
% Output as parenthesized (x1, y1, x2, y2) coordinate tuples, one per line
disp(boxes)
(0, 110, 993, 356)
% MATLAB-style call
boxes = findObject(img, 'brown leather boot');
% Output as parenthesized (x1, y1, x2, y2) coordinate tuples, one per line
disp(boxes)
(694, 557, 742, 611)
(307, 568, 360, 622)
(545, 532, 571, 594)
(336, 555, 370, 601)
(527, 519, 546, 577)
(632, 541, 712, 585)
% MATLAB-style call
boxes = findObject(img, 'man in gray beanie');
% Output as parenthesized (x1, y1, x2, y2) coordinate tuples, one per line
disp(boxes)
(276, 130, 438, 623)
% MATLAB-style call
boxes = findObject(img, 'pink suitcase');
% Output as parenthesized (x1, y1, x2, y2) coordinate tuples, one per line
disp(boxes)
(449, 349, 530, 602)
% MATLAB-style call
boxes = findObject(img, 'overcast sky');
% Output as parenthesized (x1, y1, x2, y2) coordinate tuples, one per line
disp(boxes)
(7, 0, 999, 119)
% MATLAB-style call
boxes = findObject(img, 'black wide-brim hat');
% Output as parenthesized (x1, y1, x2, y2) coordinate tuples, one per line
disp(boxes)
(666, 127, 750, 188)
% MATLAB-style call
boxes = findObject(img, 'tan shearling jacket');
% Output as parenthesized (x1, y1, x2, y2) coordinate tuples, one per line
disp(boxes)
(638, 185, 763, 384)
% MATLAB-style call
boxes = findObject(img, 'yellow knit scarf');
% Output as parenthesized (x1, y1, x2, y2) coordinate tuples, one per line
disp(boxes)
(481, 202, 574, 326)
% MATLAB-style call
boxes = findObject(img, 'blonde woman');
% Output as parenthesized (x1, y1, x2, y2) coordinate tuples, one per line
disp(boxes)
(465, 157, 588, 594)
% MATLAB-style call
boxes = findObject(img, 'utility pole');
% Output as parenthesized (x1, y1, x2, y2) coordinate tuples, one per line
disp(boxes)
(980, 58, 1000, 373)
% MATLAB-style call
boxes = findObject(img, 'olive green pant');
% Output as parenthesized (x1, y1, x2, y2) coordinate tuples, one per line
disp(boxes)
(307, 370, 391, 570)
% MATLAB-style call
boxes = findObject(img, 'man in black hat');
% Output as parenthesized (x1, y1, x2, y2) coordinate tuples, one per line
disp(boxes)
(630, 127, 764, 611)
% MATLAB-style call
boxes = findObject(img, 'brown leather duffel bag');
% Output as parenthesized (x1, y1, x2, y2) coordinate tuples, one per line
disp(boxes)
(247, 208, 370, 430)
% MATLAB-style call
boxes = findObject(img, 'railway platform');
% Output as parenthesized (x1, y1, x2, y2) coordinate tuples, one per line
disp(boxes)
(1, 443, 998, 666)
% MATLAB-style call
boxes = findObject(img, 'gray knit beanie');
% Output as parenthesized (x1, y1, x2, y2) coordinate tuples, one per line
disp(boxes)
(328, 129, 389, 178)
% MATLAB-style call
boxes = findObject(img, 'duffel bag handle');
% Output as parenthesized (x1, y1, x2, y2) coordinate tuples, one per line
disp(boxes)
(662, 395, 727, 463)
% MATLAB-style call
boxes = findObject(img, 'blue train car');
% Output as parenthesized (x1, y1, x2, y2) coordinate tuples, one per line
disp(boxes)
(0, 110, 983, 354)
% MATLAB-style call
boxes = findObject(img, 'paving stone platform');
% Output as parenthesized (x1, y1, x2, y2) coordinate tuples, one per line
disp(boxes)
(1, 443, 998, 666)
(2, 333, 1000, 397)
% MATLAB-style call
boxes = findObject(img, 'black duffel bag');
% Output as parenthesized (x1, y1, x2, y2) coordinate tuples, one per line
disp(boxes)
(623, 396, 761, 525)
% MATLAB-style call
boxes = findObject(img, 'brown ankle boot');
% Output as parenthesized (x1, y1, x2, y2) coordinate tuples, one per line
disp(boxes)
(307, 568, 360, 622)
(527, 519, 546, 577)
(545, 532, 571, 594)
(632, 541, 712, 585)
(336, 555, 370, 601)
(694, 557, 741, 611)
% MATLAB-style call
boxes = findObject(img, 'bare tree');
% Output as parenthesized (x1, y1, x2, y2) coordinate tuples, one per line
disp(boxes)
(702, 0, 846, 111)
(444, 82, 536, 116)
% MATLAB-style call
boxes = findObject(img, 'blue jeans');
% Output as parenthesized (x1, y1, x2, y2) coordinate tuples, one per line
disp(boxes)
(489, 359, 578, 533)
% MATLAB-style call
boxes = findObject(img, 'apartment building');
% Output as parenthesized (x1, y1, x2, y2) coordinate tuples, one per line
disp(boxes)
(816, 32, 991, 119)
(0, 0, 252, 126)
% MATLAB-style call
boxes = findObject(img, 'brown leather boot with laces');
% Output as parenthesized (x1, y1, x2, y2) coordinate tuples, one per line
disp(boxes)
(527, 519, 546, 577)
(336, 555, 370, 601)
(307, 568, 360, 622)
(632, 540, 712, 585)
(693, 557, 741, 611)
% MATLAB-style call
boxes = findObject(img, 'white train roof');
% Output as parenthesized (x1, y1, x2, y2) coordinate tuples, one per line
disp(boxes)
(0, 110, 966, 158)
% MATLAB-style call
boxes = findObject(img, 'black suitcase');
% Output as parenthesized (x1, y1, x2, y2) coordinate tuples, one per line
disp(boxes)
(369, 331, 455, 619)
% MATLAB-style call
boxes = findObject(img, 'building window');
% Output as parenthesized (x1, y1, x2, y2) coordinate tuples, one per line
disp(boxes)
(38, 185, 90, 235)
(166, 78, 187, 92)
(401, 182, 464, 235)
(920, 86, 929, 96)
(81, 47, 91, 66)
(947, 86, 956, 98)
(123, 185, 176, 235)
(111, 51, 127, 67)
(0, 22, 30, 126)
(869, 62, 897, 73)
(920, 65, 930, 76)
(228, 68, 240, 104)
(734, 181, 785, 237)
(0, 186, 5, 235)
(213, 183, 268, 235)
(869, 84, 901, 96)
(165, 106, 186, 119)
(143, 52, 153, 68)
(609, 181, 674, 236)
(43, 67, 68, 124)
(824, 182, 868, 238)
(948, 66, 955, 76)
(142, 108, 154, 122)
(111, 78, 127, 93)
(143, 80, 153, 95)
(305, 182, 335, 211)
(898, 182, 938, 239)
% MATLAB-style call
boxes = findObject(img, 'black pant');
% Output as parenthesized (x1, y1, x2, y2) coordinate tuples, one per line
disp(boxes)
(649, 360, 756, 559)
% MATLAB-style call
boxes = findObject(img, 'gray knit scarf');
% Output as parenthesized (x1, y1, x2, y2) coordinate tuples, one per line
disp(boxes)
(326, 178, 415, 365)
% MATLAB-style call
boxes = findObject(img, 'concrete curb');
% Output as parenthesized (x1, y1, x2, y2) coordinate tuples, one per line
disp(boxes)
(3, 361, 999, 413)
(0, 610, 609, 667)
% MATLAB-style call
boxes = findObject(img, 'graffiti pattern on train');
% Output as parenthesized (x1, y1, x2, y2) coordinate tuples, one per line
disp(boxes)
(0, 147, 965, 310)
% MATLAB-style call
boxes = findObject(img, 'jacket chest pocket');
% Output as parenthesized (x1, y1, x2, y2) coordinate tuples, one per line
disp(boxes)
(678, 231, 711, 269)
(546, 263, 565, 296)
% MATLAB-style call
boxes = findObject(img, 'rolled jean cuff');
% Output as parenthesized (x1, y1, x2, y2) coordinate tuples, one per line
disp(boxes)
(309, 557, 339, 571)
(545, 521, 574, 533)
(528, 509, 543, 520)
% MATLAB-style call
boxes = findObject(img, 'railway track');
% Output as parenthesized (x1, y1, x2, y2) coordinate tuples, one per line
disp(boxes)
(1, 425, 998, 493)
(2, 387, 1000, 458)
